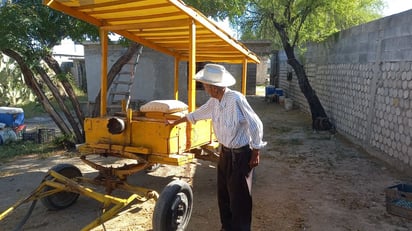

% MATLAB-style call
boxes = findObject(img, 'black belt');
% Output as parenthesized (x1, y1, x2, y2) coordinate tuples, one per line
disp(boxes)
(221, 145, 250, 154)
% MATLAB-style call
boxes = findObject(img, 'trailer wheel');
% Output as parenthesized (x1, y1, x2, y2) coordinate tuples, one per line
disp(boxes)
(152, 180, 193, 231)
(40, 164, 82, 210)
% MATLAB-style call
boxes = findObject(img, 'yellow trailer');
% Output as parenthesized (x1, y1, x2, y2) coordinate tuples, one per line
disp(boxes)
(0, 0, 260, 230)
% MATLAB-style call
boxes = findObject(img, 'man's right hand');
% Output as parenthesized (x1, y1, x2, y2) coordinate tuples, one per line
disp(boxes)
(166, 116, 188, 126)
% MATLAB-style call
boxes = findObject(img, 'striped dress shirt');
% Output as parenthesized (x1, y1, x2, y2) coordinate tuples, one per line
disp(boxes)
(187, 88, 266, 150)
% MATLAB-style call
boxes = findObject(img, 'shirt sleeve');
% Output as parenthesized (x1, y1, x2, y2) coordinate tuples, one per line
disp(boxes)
(186, 98, 214, 124)
(238, 95, 267, 149)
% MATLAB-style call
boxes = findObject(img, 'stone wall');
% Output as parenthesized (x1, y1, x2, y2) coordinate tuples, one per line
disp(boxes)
(278, 10, 412, 171)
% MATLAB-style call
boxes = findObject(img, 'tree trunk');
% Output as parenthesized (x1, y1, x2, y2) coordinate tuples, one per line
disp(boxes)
(273, 22, 330, 129)
(35, 66, 84, 143)
(92, 42, 143, 117)
(43, 54, 85, 128)
(2, 49, 72, 135)
(286, 51, 327, 119)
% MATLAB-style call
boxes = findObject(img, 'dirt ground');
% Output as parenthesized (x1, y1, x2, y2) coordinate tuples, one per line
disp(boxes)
(1, 95, 412, 231)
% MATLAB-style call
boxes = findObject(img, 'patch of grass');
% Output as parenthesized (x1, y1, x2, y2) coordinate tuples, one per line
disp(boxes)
(0, 140, 65, 161)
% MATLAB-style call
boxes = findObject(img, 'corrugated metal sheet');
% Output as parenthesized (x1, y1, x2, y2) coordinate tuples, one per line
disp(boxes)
(43, 0, 260, 64)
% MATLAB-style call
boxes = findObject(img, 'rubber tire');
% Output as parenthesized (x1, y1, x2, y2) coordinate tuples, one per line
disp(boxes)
(40, 164, 82, 210)
(152, 180, 193, 231)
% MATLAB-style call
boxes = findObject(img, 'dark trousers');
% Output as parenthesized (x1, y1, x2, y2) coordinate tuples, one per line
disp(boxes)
(218, 145, 253, 231)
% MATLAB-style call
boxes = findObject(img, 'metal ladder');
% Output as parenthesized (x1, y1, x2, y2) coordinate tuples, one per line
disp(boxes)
(107, 47, 142, 115)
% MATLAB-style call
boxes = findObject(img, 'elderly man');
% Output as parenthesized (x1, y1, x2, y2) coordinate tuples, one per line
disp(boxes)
(172, 63, 266, 231)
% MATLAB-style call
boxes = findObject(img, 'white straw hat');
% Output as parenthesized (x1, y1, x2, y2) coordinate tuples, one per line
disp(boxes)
(195, 64, 236, 87)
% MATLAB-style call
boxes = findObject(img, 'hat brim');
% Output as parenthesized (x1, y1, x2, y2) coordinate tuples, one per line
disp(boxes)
(194, 69, 236, 87)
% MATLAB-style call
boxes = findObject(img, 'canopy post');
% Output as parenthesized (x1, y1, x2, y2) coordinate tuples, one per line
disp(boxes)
(100, 28, 108, 117)
(186, 19, 196, 150)
(188, 20, 196, 112)
(241, 58, 248, 95)
(174, 57, 180, 100)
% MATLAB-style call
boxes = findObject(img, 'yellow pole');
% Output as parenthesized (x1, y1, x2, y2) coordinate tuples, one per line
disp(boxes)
(188, 20, 196, 112)
(241, 58, 248, 95)
(100, 28, 108, 117)
(186, 19, 196, 150)
(174, 57, 180, 100)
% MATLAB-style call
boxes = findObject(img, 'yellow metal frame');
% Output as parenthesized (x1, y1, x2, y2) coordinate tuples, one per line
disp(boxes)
(0, 1, 262, 230)
(0, 170, 158, 231)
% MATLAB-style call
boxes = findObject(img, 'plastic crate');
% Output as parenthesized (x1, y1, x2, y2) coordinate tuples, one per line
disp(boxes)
(385, 184, 412, 220)
(22, 128, 55, 143)
(22, 131, 38, 143)
(38, 128, 55, 143)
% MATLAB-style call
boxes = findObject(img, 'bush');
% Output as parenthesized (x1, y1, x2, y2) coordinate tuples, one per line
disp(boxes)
(52, 134, 76, 150)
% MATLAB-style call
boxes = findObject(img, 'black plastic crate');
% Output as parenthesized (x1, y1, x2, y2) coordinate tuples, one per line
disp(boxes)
(22, 131, 38, 143)
(22, 128, 55, 143)
(38, 128, 55, 143)
(385, 184, 412, 220)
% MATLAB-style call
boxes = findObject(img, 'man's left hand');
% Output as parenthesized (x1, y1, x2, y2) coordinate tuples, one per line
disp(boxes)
(249, 149, 260, 169)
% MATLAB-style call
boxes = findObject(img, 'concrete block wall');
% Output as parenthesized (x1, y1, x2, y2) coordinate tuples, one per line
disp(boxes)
(84, 41, 271, 107)
(372, 62, 412, 163)
(278, 9, 412, 170)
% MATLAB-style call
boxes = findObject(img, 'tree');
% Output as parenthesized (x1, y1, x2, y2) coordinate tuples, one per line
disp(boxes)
(186, 0, 384, 129)
(0, 0, 102, 144)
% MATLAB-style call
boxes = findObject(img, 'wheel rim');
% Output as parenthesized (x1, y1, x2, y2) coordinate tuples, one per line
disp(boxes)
(152, 180, 193, 231)
(170, 192, 189, 229)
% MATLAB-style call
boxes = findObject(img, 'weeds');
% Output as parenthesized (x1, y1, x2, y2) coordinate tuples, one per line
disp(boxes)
(53, 134, 76, 150)
(0, 139, 69, 161)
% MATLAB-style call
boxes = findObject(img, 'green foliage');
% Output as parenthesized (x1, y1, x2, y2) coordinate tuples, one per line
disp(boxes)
(0, 0, 100, 65)
(214, 0, 385, 49)
(20, 101, 47, 118)
(53, 134, 76, 150)
(184, 0, 247, 20)
(0, 140, 61, 160)
(0, 57, 35, 106)
(298, 0, 383, 43)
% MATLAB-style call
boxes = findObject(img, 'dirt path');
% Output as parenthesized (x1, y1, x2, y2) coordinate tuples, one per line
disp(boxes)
(1, 96, 412, 230)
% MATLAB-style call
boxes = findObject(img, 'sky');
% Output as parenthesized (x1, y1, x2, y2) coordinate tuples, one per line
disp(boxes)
(383, 0, 412, 16)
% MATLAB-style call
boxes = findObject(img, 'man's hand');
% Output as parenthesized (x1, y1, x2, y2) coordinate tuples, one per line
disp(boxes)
(166, 116, 188, 126)
(249, 149, 260, 169)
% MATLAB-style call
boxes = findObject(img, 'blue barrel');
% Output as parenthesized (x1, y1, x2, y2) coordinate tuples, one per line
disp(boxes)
(0, 107, 24, 127)
(265, 85, 276, 97)
(275, 88, 284, 96)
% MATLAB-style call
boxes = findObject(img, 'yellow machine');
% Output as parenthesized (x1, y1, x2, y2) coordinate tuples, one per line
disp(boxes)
(0, 0, 260, 230)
